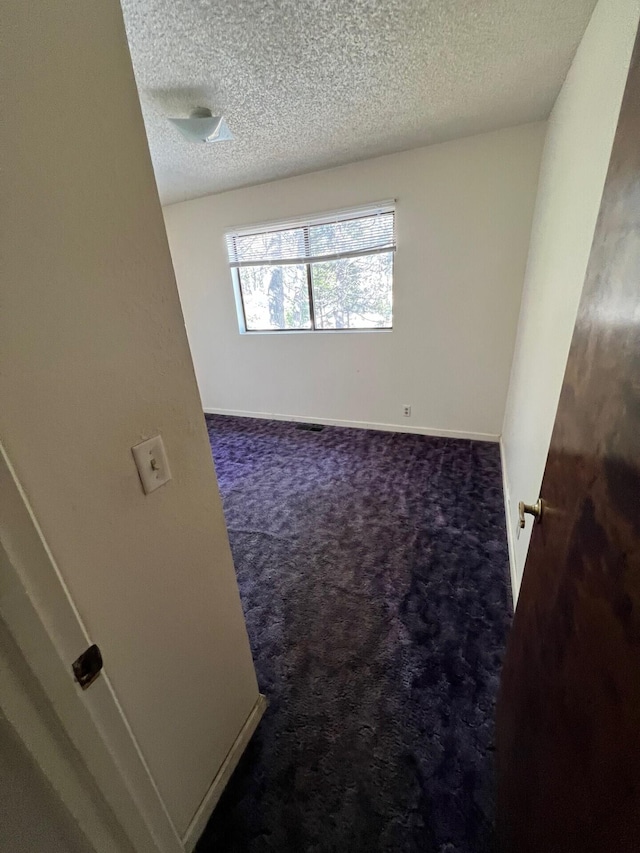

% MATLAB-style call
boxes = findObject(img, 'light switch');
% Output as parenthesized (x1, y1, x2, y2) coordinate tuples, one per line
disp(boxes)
(132, 435, 171, 494)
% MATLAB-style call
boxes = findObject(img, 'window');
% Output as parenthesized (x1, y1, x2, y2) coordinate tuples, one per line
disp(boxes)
(225, 202, 395, 332)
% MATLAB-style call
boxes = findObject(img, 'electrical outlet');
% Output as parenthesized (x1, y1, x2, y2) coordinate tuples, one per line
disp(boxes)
(403, 404, 412, 417)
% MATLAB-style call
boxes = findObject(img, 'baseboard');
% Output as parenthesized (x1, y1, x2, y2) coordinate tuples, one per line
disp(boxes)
(499, 437, 518, 609)
(182, 694, 267, 852)
(203, 408, 499, 443)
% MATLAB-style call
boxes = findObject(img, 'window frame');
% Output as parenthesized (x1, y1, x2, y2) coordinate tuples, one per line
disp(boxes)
(225, 202, 396, 335)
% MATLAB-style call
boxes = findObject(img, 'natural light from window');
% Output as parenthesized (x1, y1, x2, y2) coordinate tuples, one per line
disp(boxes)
(225, 203, 395, 332)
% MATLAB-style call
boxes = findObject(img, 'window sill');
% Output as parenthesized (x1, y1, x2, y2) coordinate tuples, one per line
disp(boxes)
(239, 328, 393, 336)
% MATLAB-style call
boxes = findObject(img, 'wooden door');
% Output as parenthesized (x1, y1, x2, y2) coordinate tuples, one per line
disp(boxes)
(496, 28, 640, 853)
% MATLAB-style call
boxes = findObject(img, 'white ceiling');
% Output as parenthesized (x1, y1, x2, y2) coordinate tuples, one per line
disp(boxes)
(121, 0, 597, 206)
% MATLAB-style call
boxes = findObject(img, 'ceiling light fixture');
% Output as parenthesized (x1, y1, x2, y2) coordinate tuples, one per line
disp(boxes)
(168, 107, 234, 144)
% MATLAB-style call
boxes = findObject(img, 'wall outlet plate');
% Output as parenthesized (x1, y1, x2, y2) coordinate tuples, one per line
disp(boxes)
(403, 404, 412, 417)
(131, 435, 171, 494)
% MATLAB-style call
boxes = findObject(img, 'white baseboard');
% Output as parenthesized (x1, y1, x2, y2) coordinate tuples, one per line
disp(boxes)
(182, 694, 267, 852)
(203, 408, 499, 443)
(499, 437, 518, 609)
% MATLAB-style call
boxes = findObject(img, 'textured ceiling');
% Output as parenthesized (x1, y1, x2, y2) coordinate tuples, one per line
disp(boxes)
(121, 0, 597, 205)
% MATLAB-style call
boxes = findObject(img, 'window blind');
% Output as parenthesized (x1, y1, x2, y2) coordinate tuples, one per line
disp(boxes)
(226, 203, 395, 268)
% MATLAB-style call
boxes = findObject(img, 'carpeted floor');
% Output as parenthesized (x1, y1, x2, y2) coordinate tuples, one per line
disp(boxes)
(197, 415, 512, 853)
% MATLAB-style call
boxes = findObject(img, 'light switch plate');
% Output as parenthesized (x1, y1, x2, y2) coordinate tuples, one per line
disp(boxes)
(132, 435, 171, 494)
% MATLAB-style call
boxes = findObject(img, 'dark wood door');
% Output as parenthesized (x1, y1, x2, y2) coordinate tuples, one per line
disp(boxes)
(496, 29, 640, 853)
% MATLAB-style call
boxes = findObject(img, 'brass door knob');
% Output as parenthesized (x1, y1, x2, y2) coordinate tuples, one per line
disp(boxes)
(518, 499, 543, 529)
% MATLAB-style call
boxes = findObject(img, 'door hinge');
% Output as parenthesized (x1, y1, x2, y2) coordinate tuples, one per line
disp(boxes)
(72, 643, 103, 690)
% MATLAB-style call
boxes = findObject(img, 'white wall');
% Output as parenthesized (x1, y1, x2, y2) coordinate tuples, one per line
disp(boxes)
(0, 605, 132, 853)
(501, 0, 640, 601)
(1, 0, 258, 838)
(164, 123, 546, 441)
(0, 717, 92, 853)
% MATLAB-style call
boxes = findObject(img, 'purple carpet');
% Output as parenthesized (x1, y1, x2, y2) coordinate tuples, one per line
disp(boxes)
(197, 415, 512, 853)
